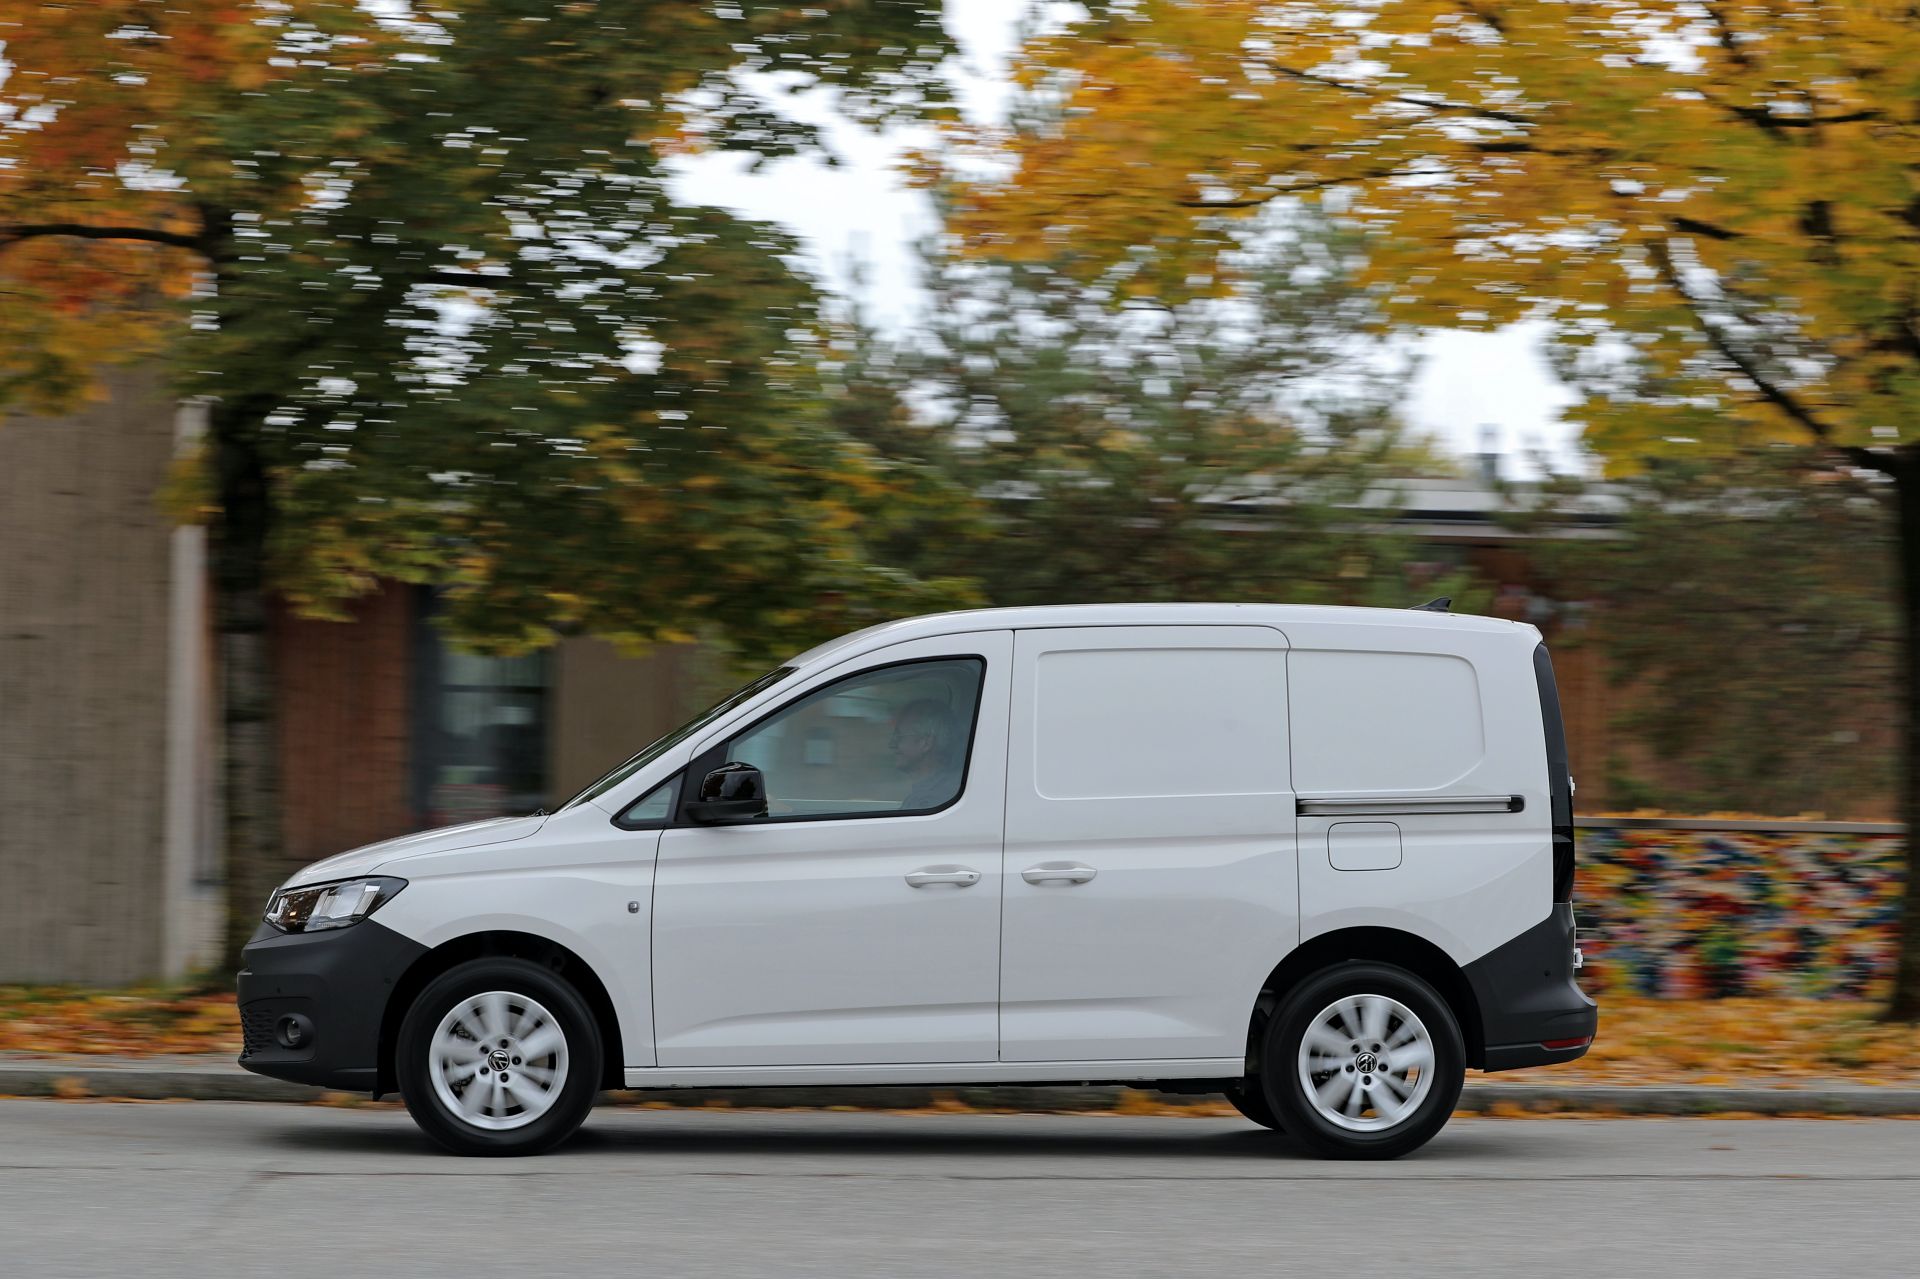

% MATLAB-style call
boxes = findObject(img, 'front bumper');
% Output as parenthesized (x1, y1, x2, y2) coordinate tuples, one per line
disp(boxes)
(236, 919, 427, 1093)
(1463, 902, 1599, 1073)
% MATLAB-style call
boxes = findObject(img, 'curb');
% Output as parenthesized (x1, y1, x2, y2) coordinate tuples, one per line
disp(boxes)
(2, 1059, 1917, 1115)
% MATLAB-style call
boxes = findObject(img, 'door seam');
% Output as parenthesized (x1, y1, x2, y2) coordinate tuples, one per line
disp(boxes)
(995, 631, 1019, 1064)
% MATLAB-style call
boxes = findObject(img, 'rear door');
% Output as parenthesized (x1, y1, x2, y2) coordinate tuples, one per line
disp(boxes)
(1285, 622, 1553, 964)
(998, 625, 1297, 1062)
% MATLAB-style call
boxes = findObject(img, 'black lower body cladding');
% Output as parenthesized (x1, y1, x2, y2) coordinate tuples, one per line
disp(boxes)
(1464, 902, 1598, 1072)
(237, 919, 428, 1092)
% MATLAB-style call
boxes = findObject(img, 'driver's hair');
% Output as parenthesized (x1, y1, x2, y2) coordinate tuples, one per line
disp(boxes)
(894, 698, 958, 761)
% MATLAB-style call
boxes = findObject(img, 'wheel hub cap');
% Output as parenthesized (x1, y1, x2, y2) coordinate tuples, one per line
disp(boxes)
(1297, 993, 1436, 1133)
(427, 990, 570, 1132)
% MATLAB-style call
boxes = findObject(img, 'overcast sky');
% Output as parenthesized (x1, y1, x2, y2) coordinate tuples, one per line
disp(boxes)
(668, 0, 1584, 479)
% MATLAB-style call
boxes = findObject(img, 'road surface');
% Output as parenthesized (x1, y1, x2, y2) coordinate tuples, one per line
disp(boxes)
(3, 1100, 1916, 1277)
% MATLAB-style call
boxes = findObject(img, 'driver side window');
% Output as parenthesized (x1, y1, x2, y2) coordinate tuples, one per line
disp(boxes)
(726, 657, 984, 820)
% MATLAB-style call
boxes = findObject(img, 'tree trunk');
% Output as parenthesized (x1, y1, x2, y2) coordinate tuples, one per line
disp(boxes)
(212, 398, 282, 973)
(1886, 449, 1920, 1020)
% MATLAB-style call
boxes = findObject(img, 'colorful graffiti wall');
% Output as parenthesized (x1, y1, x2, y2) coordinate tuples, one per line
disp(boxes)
(1577, 821, 1905, 999)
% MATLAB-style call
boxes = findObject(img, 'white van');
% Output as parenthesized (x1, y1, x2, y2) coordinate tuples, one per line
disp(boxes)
(240, 603, 1595, 1159)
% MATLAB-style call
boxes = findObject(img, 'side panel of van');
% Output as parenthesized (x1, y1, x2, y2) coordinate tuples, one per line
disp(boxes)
(998, 625, 1298, 1062)
(1284, 620, 1552, 965)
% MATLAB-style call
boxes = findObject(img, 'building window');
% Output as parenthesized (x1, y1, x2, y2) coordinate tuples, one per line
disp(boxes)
(410, 592, 550, 827)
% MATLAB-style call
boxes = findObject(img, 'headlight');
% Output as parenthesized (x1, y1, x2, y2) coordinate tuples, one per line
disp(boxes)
(264, 876, 407, 933)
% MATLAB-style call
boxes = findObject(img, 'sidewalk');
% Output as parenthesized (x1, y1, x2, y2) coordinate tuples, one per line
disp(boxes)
(3, 1053, 1917, 1116)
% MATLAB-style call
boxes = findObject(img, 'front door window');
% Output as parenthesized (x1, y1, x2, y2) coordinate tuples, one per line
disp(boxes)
(724, 657, 985, 820)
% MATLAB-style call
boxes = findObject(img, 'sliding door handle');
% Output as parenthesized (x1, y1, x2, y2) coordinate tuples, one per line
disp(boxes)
(1022, 863, 1098, 885)
(906, 866, 981, 889)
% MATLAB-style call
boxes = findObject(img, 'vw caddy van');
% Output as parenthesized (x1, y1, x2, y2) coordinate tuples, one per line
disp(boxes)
(239, 603, 1596, 1158)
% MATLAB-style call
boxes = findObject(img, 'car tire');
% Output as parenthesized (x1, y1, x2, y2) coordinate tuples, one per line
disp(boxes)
(1261, 961, 1464, 1160)
(1224, 1081, 1284, 1131)
(397, 957, 602, 1157)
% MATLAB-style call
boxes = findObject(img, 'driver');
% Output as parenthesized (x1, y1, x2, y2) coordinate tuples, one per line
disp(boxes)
(890, 699, 961, 810)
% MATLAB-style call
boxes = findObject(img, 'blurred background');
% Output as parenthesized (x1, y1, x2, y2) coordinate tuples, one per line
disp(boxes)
(0, 0, 1915, 1076)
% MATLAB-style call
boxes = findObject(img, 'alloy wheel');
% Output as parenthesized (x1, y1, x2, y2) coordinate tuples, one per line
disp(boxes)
(427, 990, 570, 1131)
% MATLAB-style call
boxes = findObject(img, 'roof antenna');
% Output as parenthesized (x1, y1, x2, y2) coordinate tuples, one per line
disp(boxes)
(1413, 597, 1452, 613)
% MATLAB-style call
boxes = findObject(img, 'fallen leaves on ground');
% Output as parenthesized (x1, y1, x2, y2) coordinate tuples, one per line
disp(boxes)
(3, 986, 1919, 1090)
(0, 982, 240, 1056)
(1551, 996, 1920, 1087)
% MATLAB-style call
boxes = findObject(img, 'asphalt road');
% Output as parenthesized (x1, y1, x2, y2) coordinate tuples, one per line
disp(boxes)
(4, 1101, 1918, 1278)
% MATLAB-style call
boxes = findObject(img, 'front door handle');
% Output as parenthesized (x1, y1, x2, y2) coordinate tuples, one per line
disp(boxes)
(905, 866, 981, 889)
(1022, 863, 1098, 885)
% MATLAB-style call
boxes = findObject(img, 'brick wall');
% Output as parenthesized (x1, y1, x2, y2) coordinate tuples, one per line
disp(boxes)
(274, 585, 414, 877)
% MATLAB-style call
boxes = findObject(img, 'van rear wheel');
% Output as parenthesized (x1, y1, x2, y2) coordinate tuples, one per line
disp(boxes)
(1261, 962, 1464, 1160)
(397, 957, 602, 1156)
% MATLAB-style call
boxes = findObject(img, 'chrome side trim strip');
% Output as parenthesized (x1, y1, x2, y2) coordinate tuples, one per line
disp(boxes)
(1297, 795, 1524, 817)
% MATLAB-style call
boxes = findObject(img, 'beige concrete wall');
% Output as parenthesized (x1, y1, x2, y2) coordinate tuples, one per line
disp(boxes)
(547, 640, 727, 805)
(0, 371, 212, 984)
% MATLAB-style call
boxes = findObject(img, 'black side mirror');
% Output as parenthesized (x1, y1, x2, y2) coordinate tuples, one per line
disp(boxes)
(685, 762, 768, 824)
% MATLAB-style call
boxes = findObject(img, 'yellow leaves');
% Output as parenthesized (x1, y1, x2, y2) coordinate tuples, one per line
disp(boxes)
(1549, 996, 1920, 1088)
(156, 445, 216, 527)
(542, 590, 588, 628)
(0, 983, 242, 1056)
(946, 0, 1920, 451)
(834, 469, 888, 500)
(816, 503, 860, 532)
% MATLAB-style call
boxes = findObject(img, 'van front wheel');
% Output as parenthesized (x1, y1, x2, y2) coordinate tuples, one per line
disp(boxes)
(1262, 962, 1464, 1160)
(1224, 1082, 1284, 1131)
(397, 957, 602, 1156)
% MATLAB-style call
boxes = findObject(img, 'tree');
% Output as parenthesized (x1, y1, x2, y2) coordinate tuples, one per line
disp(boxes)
(1546, 450, 1896, 817)
(1, 1, 964, 967)
(944, 2, 1920, 1018)
(842, 216, 1477, 607)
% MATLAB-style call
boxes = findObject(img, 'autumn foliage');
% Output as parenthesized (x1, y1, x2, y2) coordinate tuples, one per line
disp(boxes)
(946, 2, 1920, 456)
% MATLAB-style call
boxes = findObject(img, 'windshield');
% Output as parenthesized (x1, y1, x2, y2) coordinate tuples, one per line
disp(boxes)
(559, 666, 796, 810)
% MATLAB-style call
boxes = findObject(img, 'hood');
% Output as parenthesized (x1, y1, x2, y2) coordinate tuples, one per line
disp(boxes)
(281, 815, 548, 889)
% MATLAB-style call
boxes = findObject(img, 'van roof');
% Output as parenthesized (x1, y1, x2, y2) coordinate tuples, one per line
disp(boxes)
(792, 602, 1534, 667)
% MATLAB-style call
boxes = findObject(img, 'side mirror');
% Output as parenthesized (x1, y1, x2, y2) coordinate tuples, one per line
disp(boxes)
(685, 761, 768, 824)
